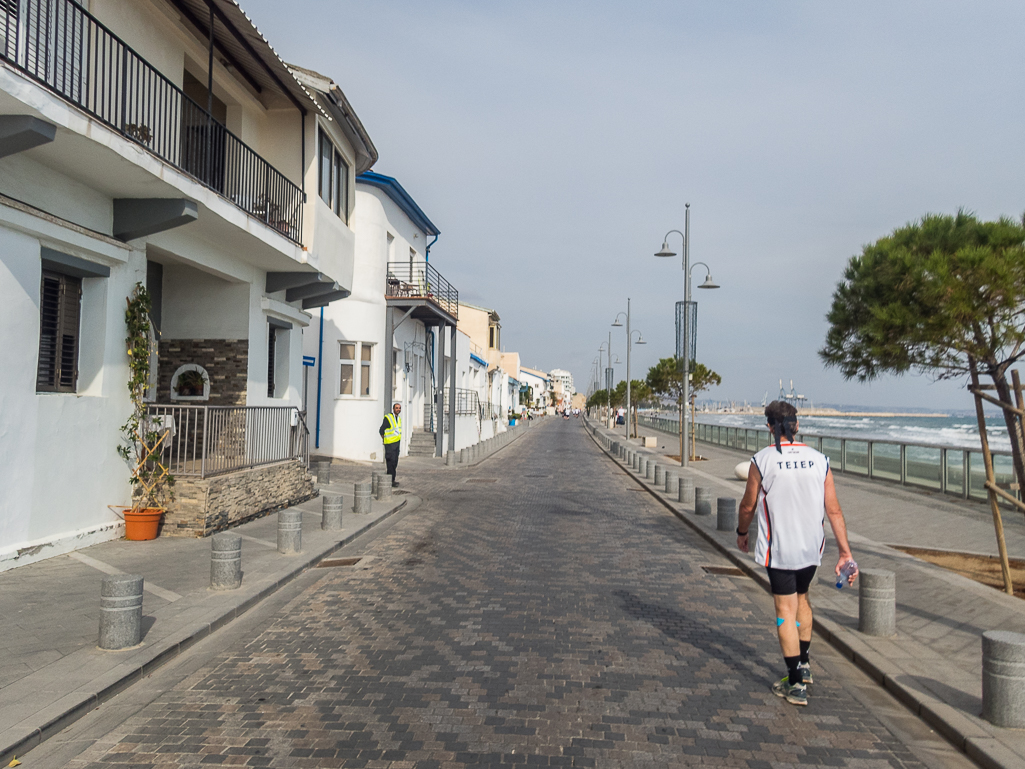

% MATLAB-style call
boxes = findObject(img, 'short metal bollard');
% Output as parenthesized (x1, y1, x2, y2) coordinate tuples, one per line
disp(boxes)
(314, 460, 331, 485)
(99, 574, 144, 650)
(665, 471, 678, 495)
(353, 480, 373, 514)
(460, 448, 469, 463)
(210, 532, 242, 589)
(694, 487, 712, 515)
(983, 630, 1025, 728)
(322, 494, 344, 530)
(277, 509, 303, 554)
(679, 476, 694, 504)
(716, 498, 738, 532)
(446, 450, 456, 466)
(858, 569, 896, 636)
(654, 465, 664, 486)
(377, 474, 392, 500)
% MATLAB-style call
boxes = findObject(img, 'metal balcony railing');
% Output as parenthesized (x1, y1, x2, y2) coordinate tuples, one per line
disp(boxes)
(1, 0, 303, 244)
(386, 260, 458, 319)
(145, 405, 308, 478)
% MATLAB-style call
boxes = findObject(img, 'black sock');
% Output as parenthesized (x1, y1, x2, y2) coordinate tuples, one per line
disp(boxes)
(799, 640, 811, 664)
(784, 655, 802, 686)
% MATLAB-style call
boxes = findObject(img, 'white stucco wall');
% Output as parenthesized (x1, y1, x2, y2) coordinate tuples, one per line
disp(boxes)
(0, 214, 138, 571)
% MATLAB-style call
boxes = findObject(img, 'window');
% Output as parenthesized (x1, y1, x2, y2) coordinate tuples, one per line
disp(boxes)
(267, 325, 277, 398)
(339, 341, 373, 397)
(318, 128, 349, 223)
(489, 324, 500, 349)
(37, 269, 81, 392)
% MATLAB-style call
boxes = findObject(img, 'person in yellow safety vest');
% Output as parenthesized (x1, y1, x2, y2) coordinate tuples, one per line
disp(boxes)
(379, 402, 402, 487)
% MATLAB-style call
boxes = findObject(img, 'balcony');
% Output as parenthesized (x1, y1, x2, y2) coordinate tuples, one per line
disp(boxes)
(0, 0, 303, 244)
(386, 260, 459, 323)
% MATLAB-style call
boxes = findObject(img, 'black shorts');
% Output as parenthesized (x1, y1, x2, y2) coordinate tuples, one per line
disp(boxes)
(766, 565, 817, 596)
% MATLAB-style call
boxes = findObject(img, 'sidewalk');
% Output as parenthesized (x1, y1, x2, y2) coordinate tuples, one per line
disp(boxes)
(588, 418, 1025, 769)
(0, 467, 416, 765)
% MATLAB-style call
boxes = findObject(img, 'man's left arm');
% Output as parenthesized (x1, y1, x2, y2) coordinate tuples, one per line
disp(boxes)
(824, 469, 857, 583)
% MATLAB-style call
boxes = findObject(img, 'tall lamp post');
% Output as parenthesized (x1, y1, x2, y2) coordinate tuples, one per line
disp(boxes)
(612, 298, 646, 440)
(655, 204, 720, 467)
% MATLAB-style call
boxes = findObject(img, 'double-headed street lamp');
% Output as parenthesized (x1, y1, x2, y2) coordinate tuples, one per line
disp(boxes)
(655, 204, 720, 467)
(612, 298, 645, 440)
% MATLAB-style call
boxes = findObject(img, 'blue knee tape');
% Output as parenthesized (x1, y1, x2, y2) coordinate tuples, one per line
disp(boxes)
(796, 621, 800, 628)
(776, 618, 785, 627)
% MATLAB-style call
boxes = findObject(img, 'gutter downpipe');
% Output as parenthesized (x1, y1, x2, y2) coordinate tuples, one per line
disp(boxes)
(316, 307, 324, 448)
(425, 233, 438, 265)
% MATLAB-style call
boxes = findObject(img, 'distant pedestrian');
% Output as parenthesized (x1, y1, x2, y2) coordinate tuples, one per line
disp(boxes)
(380, 402, 402, 487)
(736, 400, 857, 707)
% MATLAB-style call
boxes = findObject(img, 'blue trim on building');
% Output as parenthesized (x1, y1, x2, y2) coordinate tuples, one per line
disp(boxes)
(470, 353, 487, 367)
(356, 171, 440, 236)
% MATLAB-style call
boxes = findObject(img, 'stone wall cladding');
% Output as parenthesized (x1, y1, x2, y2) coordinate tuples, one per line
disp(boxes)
(160, 460, 316, 537)
(158, 339, 249, 406)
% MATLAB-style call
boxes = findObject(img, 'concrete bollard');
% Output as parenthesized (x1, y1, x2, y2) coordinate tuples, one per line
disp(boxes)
(371, 472, 381, 498)
(99, 574, 143, 650)
(377, 475, 392, 500)
(983, 630, 1025, 728)
(446, 450, 456, 466)
(654, 465, 664, 486)
(210, 532, 242, 590)
(460, 448, 469, 463)
(322, 494, 344, 530)
(858, 569, 896, 637)
(716, 498, 738, 532)
(647, 461, 657, 481)
(314, 460, 331, 485)
(277, 509, 303, 554)
(353, 480, 373, 514)
(665, 471, 678, 495)
(679, 476, 694, 504)
(694, 487, 712, 515)
(638, 456, 647, 476)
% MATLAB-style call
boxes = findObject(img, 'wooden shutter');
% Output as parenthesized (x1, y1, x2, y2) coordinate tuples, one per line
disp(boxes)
(267, 324, 276, 398)
(37, 269, 81, 392)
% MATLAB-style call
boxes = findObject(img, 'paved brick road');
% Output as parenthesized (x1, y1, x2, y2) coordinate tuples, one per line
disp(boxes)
(67, 420, 941, 768)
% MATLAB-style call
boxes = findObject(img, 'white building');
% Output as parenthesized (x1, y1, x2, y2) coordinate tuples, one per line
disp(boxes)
(519, 366, 551, 409)
(0, 0, 372, 567)
(308, 169, 453, 462)
(550, 368, 575, 406)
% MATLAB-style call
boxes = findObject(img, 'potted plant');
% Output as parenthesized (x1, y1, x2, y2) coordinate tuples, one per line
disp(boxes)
(173, 368, 207, 397)
(116, 283, 174, 540)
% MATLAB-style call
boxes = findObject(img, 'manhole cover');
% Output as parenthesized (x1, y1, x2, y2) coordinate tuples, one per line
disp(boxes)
(701, 565, 747, 577)
(318, 557, 362, 568)
(465, 478, 498, 484)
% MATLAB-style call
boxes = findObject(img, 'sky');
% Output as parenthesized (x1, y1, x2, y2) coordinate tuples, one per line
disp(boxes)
(245, 0, 1025, 410)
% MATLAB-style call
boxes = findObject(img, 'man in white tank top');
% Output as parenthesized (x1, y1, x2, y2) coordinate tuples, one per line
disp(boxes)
(736, 401, 857, 706)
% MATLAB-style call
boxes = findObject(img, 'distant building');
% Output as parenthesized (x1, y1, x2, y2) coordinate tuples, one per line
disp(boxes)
(550, 369, 574, 406)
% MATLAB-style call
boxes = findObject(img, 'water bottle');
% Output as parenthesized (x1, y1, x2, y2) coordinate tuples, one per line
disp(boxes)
(835, 560, 858, 589)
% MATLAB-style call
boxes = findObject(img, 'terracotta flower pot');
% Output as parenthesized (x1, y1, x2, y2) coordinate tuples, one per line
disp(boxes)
(124, 508, 163, 541)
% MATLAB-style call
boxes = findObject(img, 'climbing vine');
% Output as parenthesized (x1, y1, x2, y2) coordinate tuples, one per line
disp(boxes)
(117, 282, 174, 510)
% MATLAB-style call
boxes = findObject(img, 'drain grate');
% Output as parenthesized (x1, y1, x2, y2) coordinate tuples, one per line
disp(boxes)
(523, 474, 551, 478)
(465, 478, 498, 484)
(701, 565, 747, 577)
(318, 557, 362, 568)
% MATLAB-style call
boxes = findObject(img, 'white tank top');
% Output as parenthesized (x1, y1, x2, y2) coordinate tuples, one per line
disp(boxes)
(751, 440, 830, 570)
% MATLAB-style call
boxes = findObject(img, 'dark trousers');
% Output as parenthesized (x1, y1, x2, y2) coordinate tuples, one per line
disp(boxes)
(384, 442, 400, 482)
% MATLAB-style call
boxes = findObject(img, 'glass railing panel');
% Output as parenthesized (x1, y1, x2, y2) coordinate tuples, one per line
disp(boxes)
(993, 454, 1018, 503)
(945, 450, 964, 495)
(747, 430, 759, 452)
(821, 437, 841, 467)
(968, 452, 987, 500)
(845, 440, 869, 475)
(871, 442, 902, 481)
(906, 446, 942, 489)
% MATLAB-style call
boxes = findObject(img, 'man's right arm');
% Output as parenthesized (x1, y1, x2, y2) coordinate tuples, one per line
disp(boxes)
(824, 469, 857, 583)
(379, 416, 388, 437)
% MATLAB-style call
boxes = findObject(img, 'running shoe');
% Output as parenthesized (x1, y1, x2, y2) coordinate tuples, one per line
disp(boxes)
(797, 662, 813, 684)
(772, 676, 808, 706)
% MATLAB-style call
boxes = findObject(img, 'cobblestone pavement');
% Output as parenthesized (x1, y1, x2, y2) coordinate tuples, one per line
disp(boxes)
(64, 420, 951, 768)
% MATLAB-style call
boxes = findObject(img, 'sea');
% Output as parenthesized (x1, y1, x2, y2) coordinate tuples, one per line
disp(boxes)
(693, 410, 1011, 451)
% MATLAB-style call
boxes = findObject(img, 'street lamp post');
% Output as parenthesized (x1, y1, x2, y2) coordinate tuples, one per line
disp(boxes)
(612, 298, 645, 440)
(655, 205, 719, 467)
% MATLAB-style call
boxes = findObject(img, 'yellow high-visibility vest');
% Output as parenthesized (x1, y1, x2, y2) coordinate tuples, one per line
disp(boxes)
(383, 413, 402, 444)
